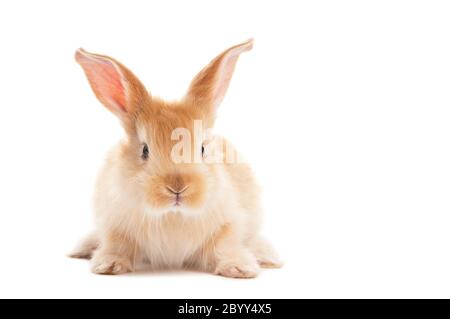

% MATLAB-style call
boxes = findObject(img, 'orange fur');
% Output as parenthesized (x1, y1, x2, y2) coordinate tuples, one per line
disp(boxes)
(70, 39, 281, 278)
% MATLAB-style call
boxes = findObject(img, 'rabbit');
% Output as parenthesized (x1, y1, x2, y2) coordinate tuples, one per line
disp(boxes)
(69, 39, 282, 278)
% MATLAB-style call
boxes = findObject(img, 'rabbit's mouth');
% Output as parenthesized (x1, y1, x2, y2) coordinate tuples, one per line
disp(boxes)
(173, 197, 182, 207)
(166, 185, 189, 207)
(164, 189, 206, 216)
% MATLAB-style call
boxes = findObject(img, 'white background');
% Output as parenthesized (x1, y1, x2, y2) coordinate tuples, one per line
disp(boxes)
(0, 0, 449, 298)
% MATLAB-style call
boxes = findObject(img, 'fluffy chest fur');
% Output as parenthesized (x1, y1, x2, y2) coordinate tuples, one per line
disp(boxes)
(137, 211, 226, 269)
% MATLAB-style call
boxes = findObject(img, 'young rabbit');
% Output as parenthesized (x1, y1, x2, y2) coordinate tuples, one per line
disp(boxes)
(69, 39, 281, 278)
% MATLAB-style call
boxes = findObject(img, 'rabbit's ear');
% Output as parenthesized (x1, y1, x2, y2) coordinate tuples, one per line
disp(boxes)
(75, 49, 150, 121)
(186, 39, 253, 112)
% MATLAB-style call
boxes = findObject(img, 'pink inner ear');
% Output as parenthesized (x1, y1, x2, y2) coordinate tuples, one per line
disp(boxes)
(76, 50, 127, 113)
(94, 60, 126, 112)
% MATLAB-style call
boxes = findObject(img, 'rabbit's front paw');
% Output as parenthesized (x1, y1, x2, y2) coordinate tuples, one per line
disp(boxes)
(215, 262, 260, 279)
(91, 254, 132, 275)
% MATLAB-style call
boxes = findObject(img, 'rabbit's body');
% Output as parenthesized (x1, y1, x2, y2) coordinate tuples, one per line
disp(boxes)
(70, 40, 281, 278)
(94, 137, 261, 270)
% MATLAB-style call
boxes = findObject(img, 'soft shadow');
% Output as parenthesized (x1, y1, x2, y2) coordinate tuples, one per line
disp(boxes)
(123, 266, 210, 278)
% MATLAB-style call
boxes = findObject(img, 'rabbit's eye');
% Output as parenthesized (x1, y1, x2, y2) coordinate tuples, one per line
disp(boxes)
(142, 143, 149, 160)
(201, 144, 205, 158)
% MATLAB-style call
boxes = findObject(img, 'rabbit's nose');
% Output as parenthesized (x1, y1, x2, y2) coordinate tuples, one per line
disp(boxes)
(166, 185, 189, 195)
(164, 174, 188, 194)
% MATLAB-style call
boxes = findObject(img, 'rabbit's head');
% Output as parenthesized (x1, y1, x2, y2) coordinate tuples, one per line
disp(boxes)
(76, 39, 253, 216)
